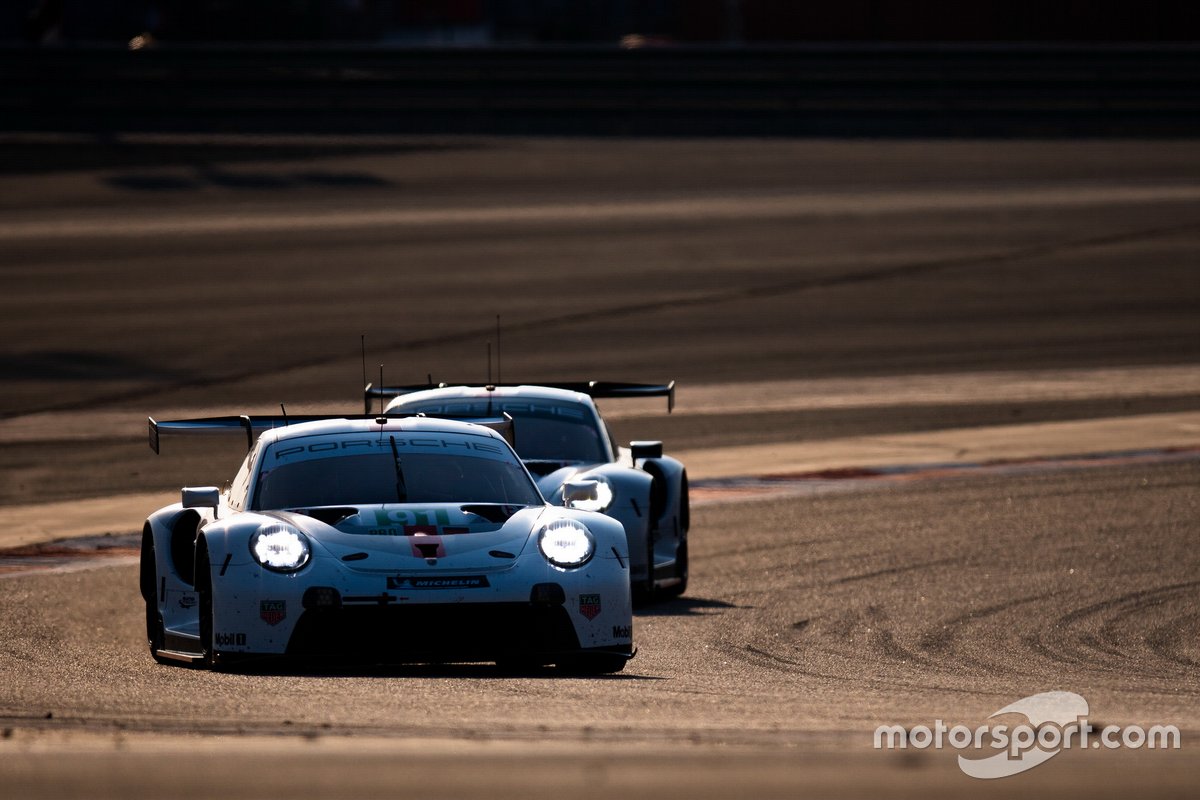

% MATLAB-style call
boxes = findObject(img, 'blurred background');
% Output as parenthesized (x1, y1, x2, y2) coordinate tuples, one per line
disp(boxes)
(6, 0, 1200, 46)
(5, 2, 1200, 139)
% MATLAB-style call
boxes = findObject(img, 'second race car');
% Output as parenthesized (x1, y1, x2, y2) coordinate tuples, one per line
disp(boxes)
(366, 381, 689, 601)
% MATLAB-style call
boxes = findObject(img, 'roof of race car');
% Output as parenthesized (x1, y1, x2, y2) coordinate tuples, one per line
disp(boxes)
(386, 384, 595, 409)
(254, 415, 508, 447)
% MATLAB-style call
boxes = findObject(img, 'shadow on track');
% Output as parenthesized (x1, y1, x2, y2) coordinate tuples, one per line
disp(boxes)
(635, 595, 746, 617)
(215, 660, 663, 681)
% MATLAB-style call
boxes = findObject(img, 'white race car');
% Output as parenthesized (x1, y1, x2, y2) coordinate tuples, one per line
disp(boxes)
(140, 413, 633, 673)
(366, 381, 689, 602)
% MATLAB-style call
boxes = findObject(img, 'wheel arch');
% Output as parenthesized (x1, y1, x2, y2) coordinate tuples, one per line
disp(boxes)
(638, 455, 688, 534)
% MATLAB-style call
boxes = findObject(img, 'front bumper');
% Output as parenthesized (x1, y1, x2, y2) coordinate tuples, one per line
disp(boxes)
(288, 601, 580, 662)
(208, 548, 633, 663)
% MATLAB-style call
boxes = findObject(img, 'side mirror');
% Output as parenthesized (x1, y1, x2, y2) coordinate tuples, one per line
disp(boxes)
(181, 486, 220, 511)
(630, 440, 663, 461)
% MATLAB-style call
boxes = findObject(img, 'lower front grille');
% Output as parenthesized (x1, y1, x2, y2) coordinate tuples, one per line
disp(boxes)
(286, 602, 580, 662)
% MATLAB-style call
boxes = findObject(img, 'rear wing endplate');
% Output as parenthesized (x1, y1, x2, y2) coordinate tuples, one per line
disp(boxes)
(148, 412, 516, 454)
(364, 380, 676, 414)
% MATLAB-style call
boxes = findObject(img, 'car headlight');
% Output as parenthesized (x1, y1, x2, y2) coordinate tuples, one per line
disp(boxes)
(250, 523, 311, 572)
(562, 477, 614, 513)
(538, 519, 595, 569)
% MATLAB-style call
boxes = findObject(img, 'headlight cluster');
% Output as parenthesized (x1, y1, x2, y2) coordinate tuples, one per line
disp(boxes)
(537, 519, 595, 569)
(250, 523, 311, 572)
(562, 477, 614, 513)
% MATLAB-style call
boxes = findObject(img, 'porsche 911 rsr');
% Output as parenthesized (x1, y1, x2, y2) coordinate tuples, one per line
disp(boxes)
(365, 381, 688, 601)
(140, 414, 633, 672)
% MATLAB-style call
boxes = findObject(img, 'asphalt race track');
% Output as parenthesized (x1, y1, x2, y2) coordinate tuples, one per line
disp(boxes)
(0, 137, 1197, 798)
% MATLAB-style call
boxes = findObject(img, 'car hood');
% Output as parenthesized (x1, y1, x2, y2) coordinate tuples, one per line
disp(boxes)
(269, 503, 548, 571)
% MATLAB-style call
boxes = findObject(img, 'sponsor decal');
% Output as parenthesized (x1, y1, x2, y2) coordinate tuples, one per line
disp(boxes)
(371, 508, 454, 527)
(579, 593, 602, 621)
(215, 632, 247, 647)
(361, 510, 493, 537)
(365, 525, 478, 537)
(612, 625, 632, 639)
(178, 595, 197, 610)
(386, 575, 490, 590)
(274, 438, 503, 461)
(260, 600, 286, 626)
(407, 530, 446, 559)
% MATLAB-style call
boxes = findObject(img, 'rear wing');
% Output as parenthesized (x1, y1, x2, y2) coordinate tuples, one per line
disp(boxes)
(148, 413, 515, 454)
(363, 380, 676, 415)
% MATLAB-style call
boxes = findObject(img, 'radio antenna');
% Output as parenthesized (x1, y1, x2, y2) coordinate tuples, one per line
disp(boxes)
(360, 334, 367, 389)
(496, 314, 502, 384)
(280, 402, 288, 426)
(485, 343, 494, 415)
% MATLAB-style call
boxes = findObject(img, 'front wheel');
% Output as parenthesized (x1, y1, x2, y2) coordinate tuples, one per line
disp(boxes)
(664, 471, 690, 598)
(146, 607, 170, 665)
(195, 536, 214, 667)
(630, 524, 654, 606)
(662, 540, 688, 599)
(140, 529, 171, 664)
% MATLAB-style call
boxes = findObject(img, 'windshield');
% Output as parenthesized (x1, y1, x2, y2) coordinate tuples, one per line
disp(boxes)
(252, 433, 542, 510)
(395, 398, 610, 464)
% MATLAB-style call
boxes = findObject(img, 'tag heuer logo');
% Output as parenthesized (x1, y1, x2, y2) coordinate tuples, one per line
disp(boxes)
(260, 600, 286, 626)
(579, 593, 602, 621)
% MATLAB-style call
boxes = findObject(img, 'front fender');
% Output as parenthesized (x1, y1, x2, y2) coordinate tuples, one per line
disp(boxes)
(555, 505, 630, 563)
(145, 500, 223, 643)
(638, 456, 688, 578)
(567, 464, 654, 581)
(196, 513, 275, 575)
(637, 455, 688, 535)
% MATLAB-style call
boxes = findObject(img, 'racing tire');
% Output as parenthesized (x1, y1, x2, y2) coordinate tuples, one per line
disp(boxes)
(146, 608, 170, 665)
(140, 528, 171, 665)
(557, 653, 628, 675)
(631, 529, 656, 607)
(145, 609, 169, 666)
(661, 471, 690, 598)
(195, 536, 214, 668)
(661, 540, 688, 599)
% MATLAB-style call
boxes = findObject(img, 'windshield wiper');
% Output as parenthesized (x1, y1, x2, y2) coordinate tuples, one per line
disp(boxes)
(388, 435, 408, 503)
